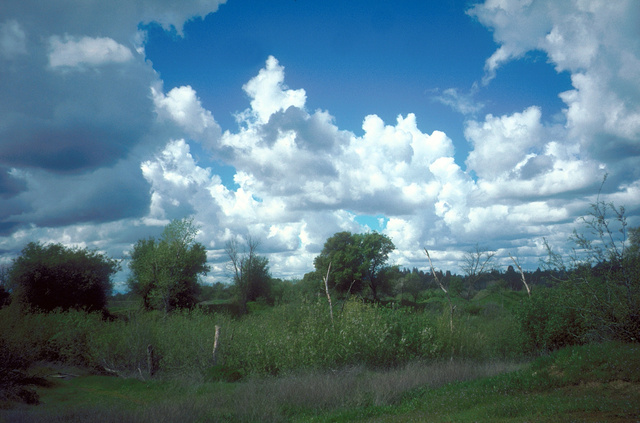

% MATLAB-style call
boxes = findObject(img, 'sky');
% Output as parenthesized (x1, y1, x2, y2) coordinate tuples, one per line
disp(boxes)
(1, 0, 639, 290)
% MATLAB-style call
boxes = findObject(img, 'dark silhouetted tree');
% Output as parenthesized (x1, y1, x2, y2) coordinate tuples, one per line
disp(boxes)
(9, 242, 119, 312)
(225, 236, 272, 314)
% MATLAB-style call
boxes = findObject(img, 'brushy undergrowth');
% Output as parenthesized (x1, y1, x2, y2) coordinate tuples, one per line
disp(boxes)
(0, 296, 525, 384)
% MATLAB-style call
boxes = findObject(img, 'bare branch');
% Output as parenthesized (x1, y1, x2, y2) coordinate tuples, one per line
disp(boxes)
(424, 248, 454, 335)
(323, 262, 334, 324)
(508, 253, 531, 297)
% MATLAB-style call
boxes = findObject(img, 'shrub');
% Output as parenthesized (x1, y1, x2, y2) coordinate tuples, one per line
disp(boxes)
(9, 242, 119, 313)
(516, 286, 586, 353)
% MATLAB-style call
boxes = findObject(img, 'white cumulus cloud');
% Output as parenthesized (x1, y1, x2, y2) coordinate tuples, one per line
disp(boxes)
(48, 35, 134, 68)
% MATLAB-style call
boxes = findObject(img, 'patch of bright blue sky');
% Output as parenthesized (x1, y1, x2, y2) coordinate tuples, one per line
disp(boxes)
(354, 214, 389, 232)
(479, 50, 572, 121)
(142, 0, 573, 185)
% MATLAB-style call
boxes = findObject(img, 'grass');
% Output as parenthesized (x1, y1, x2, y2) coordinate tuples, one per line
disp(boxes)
(4, 342, 639, 422)
(309, 341, 640, 422)
(2, 291, 638, 422)
(2, 342, 639, 422)
(1, 359, 520, 422)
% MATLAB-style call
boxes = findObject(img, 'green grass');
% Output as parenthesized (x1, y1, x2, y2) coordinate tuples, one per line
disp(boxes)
(2, 290, 638, 422)
(2, 342, 638, 422)
(305, 341, 640, 422)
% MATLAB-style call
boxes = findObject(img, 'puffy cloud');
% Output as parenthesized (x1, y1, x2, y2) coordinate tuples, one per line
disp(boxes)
(1, 0, 227, 42)
(465, 106, 544, 179)
(152, 84, 222, 149)
(0, 0, 226, 234)
(133, 56, 470, 279)
(1, 0, 638, 285)
(468, 0, 554, 85)
(240, 56, 307, 125)
(464, 0, 639, 221)
(470, 0, 640, 166)
(48, 36, 133, 68)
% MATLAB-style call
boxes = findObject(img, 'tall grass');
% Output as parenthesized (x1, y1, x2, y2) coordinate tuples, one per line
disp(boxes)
(217, 298, 523, 376)
(0, 296, 525, 382)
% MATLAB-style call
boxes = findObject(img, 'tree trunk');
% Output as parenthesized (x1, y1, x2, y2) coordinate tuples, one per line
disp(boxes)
(147, 344, 156, 377)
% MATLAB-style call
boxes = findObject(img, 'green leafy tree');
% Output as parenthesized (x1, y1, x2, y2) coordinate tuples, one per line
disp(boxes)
(313, 232, 363, 295)
(9, 242, 119, 312)
(225, 237, 272, 314)
(128, 218, 209, 313)
(314, 232, 395, 300)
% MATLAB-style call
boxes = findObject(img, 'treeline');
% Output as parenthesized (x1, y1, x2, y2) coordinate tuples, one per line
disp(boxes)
(0, 199, 639, 407)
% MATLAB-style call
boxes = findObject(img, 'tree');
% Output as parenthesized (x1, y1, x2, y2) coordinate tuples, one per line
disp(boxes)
(225, 236, 272, 314)
(313, 232, 363, 295)
(128, 218, 209, 313)
(538, 195, 640, 344)
(395, 268, 422, 301)
(0, 264, 11, 308)
(313, 232, 395, 300)
(359, 232, 396, 300)
(461, 244, 495, 299)
(9, 242, 119, 312)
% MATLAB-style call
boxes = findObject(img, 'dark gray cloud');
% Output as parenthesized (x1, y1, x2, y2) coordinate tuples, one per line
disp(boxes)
(518, 155, 554, 180)
(0, 167, 26, 198)
(0, 0, 226, 250)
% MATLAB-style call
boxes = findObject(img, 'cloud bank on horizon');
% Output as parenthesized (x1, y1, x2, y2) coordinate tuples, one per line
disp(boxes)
(1, 0, 639, 288)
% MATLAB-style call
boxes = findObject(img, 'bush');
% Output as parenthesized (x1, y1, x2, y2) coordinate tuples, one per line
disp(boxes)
(9, 242, 119, 312)
(0, 336, 40, 406)
(516, 286, 587, 353)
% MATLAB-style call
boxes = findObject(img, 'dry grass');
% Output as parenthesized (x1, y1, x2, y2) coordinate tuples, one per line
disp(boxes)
(230, 359, 522, 421)
(0, 359, 521, 423)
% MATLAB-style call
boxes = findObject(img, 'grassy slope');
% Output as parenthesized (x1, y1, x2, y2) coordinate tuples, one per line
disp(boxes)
(2, 342, 639, 422)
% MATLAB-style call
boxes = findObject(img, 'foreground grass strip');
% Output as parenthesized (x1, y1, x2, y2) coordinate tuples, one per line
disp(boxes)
(3, 342, 639, 422)
(0, 360, 519, 422)
(306, 342, 640, 423)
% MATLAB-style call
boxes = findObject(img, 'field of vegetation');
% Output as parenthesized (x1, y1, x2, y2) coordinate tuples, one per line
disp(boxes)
(1, 294, 639, 422)
(1, 200, 639, 421)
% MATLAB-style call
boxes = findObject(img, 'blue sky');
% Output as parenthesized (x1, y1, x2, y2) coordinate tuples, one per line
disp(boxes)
(143, 0, 572, 162)
(1, 0, 639, 289)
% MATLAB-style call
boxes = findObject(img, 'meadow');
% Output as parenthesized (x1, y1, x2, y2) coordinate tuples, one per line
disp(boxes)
(2, 288, 639, 422)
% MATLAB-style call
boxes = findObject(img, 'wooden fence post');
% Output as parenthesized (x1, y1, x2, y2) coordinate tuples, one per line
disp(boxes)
(212, 325, 221, 366)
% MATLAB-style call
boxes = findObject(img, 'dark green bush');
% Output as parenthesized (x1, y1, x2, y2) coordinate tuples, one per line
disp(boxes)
(515, 286, 587, 352)
(9, 242, 118, 313)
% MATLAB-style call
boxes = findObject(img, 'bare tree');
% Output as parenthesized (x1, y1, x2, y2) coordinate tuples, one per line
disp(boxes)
(225, 236, 265, 315)
(508, 253, 531, 297)
(461, 244, 495, 299)
(424, 248, 455, 360)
